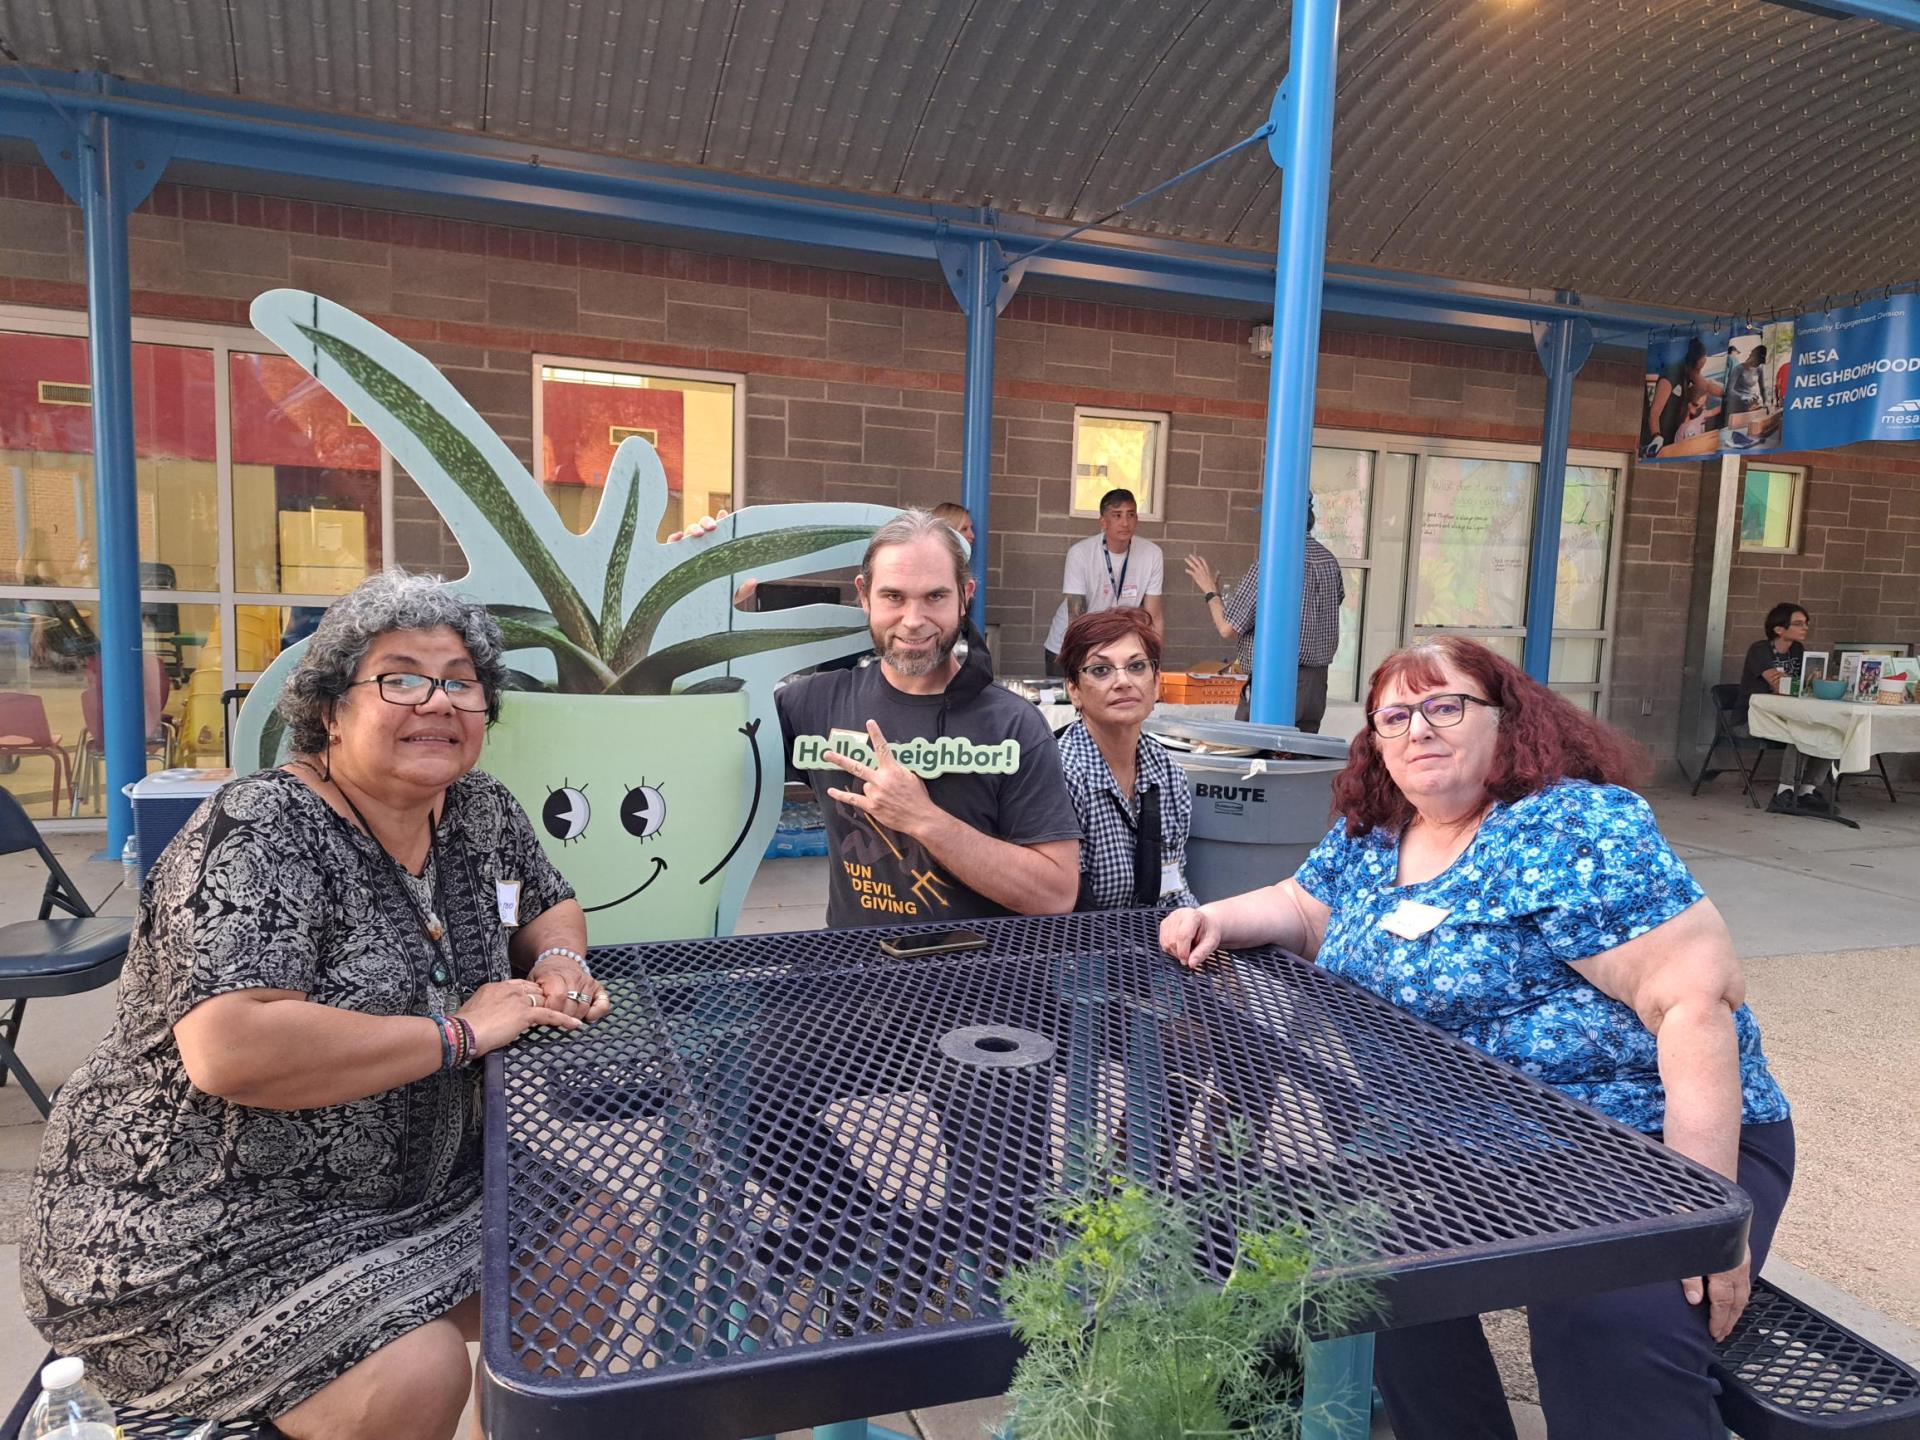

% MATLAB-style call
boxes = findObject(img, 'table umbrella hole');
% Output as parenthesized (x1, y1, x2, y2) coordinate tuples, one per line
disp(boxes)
(939, 1025, 1056, 1069)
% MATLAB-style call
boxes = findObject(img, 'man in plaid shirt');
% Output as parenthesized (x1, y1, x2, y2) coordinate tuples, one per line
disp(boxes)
(1184, 498, 1344, 731)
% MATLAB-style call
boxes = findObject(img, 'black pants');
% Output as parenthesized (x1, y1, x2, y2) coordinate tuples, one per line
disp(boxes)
(1232, 664, 1328, 732)
(1374, 1118, 1796, 1440)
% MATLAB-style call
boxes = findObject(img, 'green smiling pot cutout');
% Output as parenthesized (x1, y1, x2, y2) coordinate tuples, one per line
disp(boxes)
(233, 290, 896, 942)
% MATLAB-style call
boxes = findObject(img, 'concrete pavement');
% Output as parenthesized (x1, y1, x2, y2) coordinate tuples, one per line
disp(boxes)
(4, 775, 1917, 1434)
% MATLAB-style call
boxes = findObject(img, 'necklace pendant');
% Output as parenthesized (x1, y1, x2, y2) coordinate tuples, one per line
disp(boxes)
(430, 961, 451, 986)
(425, 912, 446, 942)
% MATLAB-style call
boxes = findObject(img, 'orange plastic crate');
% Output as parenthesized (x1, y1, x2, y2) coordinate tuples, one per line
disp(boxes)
(1159, 671, 1247, 705)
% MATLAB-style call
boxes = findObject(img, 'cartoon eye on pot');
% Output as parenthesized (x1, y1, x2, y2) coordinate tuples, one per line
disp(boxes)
(543, 783, 592, 844)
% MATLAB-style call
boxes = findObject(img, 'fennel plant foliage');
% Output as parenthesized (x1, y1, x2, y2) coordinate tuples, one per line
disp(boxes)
(1000, 1182, 1376, 1440)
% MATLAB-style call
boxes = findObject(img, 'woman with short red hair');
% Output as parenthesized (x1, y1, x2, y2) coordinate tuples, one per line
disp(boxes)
(1056, 607, 1197, 910)
(1161, 636, 1793, 1440)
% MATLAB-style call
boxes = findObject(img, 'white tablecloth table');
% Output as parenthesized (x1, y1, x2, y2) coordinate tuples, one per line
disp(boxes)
(1748, 693, 1920, 774)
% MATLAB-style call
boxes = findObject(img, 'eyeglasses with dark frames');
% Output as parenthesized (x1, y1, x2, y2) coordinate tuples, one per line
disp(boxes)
(1367, 692, 1496, 738)
(1076, 658, 1158, 684)
(348, 673, 491, 712)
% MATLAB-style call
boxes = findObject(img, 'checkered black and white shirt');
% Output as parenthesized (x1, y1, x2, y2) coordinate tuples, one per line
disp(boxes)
(1221, 539, 1345, 673)
(1056, 720, 1200, 911)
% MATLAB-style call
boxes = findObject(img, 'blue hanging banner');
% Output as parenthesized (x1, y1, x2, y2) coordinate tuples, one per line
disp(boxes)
(1640, 297, 1919, 461)
(1781, 296, 1920, 450)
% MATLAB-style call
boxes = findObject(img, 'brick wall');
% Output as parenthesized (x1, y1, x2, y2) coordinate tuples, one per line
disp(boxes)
(8, 162, 1916, 762)
(1720, 448, 1920, 676)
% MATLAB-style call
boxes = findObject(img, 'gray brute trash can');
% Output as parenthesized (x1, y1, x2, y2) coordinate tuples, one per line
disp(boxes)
(1145, 717, 1349, 903)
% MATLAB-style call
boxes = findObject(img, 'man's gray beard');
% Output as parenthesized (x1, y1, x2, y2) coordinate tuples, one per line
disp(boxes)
(876, 622, 960, 678)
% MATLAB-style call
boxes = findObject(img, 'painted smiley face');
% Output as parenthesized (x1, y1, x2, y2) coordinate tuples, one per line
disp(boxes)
(482, 692, 767, 942)
(540, 778, 676, 913)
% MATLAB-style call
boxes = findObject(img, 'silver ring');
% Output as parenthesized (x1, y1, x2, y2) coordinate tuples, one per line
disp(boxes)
(525, 991, 538, 1008)
(564, 989, 590, 1004)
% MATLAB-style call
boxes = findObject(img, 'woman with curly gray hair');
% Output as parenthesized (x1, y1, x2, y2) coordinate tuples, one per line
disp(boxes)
(24, 570, 604, 1439)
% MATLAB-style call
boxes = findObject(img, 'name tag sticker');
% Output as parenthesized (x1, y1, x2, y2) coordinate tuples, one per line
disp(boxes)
(1160, 862, 1185, 899)
(496, 879, 523, 929)
(1379, 898, 1450, 940)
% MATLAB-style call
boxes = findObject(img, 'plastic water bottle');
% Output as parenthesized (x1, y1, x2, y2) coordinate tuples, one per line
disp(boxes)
(17, 1356, 118, 1440)
(119, 835, 140, 899)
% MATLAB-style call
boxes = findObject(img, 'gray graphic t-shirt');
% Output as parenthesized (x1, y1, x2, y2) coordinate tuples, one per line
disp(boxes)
(776, 664, 1080, 928)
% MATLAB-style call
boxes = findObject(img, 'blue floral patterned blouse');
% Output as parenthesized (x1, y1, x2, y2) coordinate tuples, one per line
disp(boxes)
(1294, 780, 1790, 1134)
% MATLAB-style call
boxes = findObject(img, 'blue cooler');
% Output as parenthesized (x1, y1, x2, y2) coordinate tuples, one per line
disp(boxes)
(127, 768, 232, 881)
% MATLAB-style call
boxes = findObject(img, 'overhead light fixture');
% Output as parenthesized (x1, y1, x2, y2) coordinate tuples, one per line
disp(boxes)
(1249, 323, 1273, 357)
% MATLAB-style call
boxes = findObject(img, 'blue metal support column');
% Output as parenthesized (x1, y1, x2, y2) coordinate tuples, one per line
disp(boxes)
(34, 99, 171, 849)
(1520, 306, 1595, 683)
(937, 233, 1024, 630)
(1249, 0, 1341, 728)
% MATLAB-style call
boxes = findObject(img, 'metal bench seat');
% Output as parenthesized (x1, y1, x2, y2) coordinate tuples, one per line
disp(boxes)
(1715, 1279, 1920, 1438)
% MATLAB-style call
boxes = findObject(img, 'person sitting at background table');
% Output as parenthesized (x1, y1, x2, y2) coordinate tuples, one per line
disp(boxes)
(22, 571, 608, 1439)
(1055, 607, 1199, 911)
(1742, 600, 1823, 813)
(1161, 635, 1793, 1440)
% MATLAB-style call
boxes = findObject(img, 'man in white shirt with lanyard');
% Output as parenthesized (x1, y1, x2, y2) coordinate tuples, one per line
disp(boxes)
(1041, 488, 1165, 677)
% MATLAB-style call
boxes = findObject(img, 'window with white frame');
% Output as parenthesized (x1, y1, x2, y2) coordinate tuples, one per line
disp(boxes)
(1069, 407, 1169, 521)
(1737, 463, 1805, 554)
(533, 357, 744, 542)
(0, 304, 394, 822)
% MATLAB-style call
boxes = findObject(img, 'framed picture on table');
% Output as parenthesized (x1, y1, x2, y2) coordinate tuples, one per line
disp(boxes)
(1854, 657, 1885, 704)
(1837, 652, 1862, 697)
(1800, 652, 1828, 691)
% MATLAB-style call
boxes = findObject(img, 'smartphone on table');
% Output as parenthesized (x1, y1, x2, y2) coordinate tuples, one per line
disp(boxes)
(877, 928, 989, 959)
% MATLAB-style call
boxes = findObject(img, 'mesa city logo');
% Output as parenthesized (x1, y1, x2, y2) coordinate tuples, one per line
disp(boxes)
(1885, 398, 1920, 429)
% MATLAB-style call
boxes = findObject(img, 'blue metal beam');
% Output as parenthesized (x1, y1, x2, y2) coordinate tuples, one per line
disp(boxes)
(1520, 311, 1596, 683)
(59, 105, 172, 851)
(937, 233, 1024, 627)
(0, 69, 1701, 339)
(1249, 0, 1341, 729)
(1762, 0, 1920, 33)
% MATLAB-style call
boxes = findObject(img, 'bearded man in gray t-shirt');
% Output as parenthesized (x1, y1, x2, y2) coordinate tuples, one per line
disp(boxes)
(777, 510, 1081, 929)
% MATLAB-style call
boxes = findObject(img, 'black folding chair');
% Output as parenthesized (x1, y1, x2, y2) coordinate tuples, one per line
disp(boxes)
(1837, 754, 1901, 805)
(1691, 683, 1782, 809)
(0, 789, 132, 1116)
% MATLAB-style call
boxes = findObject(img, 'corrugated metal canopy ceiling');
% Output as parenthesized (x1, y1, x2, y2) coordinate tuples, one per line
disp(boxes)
(4, 0, 1917, 315)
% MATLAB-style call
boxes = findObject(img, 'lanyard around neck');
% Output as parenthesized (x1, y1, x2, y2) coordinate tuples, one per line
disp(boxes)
(1102, 545, 1131, 604)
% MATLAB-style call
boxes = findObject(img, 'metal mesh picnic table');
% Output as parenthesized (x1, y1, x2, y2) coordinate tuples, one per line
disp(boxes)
(481, 908, 1749, 1438)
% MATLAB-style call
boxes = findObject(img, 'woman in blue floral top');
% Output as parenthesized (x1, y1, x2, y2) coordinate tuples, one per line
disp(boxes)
(1160, 636, 1793, 1440)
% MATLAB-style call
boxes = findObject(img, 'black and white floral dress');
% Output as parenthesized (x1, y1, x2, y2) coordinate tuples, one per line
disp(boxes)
(20, 767, 573, 1421)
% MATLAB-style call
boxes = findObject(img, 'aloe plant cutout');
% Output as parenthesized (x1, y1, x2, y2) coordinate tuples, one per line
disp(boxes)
(234, 290, 896, 942)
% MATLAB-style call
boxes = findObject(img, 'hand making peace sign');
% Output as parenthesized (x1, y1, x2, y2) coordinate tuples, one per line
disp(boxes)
(821, 719, 940, 836)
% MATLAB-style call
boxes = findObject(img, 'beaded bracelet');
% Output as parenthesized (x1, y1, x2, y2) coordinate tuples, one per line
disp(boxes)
(430, 1013, 479, 1071)
(532, 945, 591, 979)
(431, 1013, 456, 1071)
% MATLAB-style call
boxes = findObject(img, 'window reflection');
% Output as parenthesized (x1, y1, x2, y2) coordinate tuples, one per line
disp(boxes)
(538, 363, 738, 542)
(0, 599, 217, 817)
(230, 352, 383, 595)
(0, 338, 221, 591)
